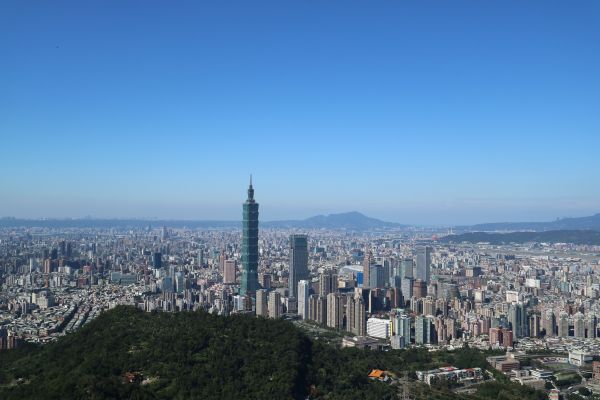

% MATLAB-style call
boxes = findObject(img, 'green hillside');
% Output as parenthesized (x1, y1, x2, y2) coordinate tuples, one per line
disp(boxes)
(0, 306, 546, 400)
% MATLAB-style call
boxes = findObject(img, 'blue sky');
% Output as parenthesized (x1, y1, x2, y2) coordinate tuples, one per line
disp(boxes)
(1, 1, 599, 225)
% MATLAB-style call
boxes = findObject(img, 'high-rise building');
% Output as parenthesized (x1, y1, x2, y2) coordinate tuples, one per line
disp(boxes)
(401, 277, 414, 305)
(415, 246, 432, 284)
(240, 177, 259, 296)
(392, 313, 412, 345)
(256, 289, 268, 317)
(502, 329, 514, 348)
(401, 258, 414, 279)
(345, 295, 355, 333)
(415, 315, 435, 344)
(297, 280, 310, 319)
(319, 272, 333, 296)
(530, 313, 541, 337)
(490, 327, 514, 348)
(369, 264, 385, 288)
(259, 273, 271, 290)
(223, 260, 236, 284)
(268, 291, 281, 319)
(508, 302, 529, 338)
(544, 309, 556, 337)
(175, 272, 185, 293)
(288, 234, 308, 299)
(308, 294, 327, 325)
(219, 250, 226, 275)
(412, 279, 427, 299)
(363, 251, 373, 288)
(558, 312, 569, 338)
(327, 293, 344, 330)
(586, 314, 597, 338)
(574, 312, 585, 338)
(308, 294, 319, 321)
(197, 248, 204, 268)
(153, 252, 162, 269)
(354, 296, 366, 336)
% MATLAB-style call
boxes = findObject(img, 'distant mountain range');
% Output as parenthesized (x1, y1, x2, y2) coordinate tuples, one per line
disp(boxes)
(440, 229, 600, 245)
(0, 212, 406, 231)
(457, 213, 600, 232)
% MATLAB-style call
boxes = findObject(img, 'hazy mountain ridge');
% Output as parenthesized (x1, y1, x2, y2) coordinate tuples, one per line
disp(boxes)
(0, 212, 405, 231)
(457, 213, 600, 232)
(264, 211, 406, 229)
(440, 229, 600, 245)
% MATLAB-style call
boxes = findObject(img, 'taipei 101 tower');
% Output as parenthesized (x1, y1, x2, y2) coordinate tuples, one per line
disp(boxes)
(240, 176, 259, 296)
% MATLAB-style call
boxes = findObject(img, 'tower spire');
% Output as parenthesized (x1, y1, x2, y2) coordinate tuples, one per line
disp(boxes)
(247, 174, 254, 201)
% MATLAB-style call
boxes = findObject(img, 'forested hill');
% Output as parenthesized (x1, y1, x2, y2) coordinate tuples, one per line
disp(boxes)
(0, 307, 546, 400)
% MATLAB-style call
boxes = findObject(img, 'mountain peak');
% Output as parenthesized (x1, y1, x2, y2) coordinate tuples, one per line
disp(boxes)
(266, 211, 404, 230)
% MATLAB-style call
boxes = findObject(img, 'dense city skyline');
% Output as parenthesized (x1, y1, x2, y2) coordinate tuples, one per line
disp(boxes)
(3, 2, 600, 399)
(2, 2, 599, 225)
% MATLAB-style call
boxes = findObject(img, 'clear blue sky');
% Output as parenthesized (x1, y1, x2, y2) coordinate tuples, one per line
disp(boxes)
(1, 1, 599, 225)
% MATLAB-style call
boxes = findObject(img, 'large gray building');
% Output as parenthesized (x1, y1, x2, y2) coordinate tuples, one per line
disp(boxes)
(288, 234, 308, 298)
(415, 246, 432, 284)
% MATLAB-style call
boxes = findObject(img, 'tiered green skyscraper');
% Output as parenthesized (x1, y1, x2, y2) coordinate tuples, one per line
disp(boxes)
(240, 176, 259, 296)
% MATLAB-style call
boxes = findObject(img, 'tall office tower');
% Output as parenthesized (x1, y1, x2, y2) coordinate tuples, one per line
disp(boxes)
(268, 291, 281, 319)
(508, 302, 529, 338)
(297, 280, 310, 319)
(392, 313, 412, 341)
(319, 272, 332, 297)
(544, 309, 556, 337)
(530, 313, 541, 337)
(401, 258, 414, 279)
(345, 295, 355, 333)
(416, 246, 432, 284)
(255, 289, 268, 317)
(354, 297, 366, 336)
(369, 264, 385, 288)
(574, 312, 585, 338)
(219, 250, 226, 275)
(557, 312, 569, 338)
(363, 251, 373, 287)
(197, 248, 204, 268)
(401, 277, 414, 305)
(240, 176, 259, 296)
(59, 240, 66, 257)
(153, 252, 162, 269)
(223, 260, 236, 284)
(288, 234, 308, 299)
(161, 225, 168, 241)
(327, 293, 344, 330)
(586, 314, 597, 338)
(415, 315, 434, 344)
(175, 272, 185, 294)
